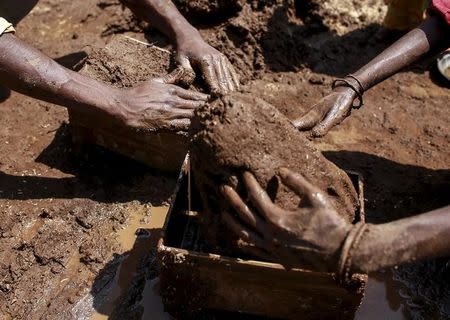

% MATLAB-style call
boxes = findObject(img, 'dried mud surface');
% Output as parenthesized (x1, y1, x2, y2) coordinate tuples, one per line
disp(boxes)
(0, 0, 449, 319)
(81, 37, 172, 88)
(190, 93, 358, 255)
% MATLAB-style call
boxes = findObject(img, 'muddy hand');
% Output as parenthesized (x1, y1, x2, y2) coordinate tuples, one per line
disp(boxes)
(221, 169, 351, 271)
(115, 73, 209, 132)
(176, 36, 239, 96)
(292, 86, 357, 137)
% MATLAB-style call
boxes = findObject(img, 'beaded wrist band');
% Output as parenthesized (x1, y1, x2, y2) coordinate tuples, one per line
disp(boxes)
(331, 74, 365, 109)
(337, 222, 368, 286)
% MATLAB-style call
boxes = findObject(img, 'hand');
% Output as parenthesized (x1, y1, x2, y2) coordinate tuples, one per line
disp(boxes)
(220, 168, 351, 271)
(114, 71, 209, 132)
(175, 33, 240, 96)
(292, 86, 357, 137)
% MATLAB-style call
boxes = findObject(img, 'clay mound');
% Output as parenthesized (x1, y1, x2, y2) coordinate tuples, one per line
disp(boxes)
(190, 92, 359, 253)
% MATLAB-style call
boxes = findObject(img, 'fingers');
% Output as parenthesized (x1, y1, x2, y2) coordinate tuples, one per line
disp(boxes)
(242, 172, 281, 221)
(200, 55, 239, 96)
(214, 57, 229, 94)
(311, 104, 351, 137)
(278, 168, 327, 207)
(170, 98, 207, 110)
(154, 67, 183, 85)
(174, 55, 196, 86)
(237, 240, 273, 261)
(227, 59, 240, 90)
(293, 90, 355, 137)
(221, 185, 264, 230)
(217, 56, 239, 94)
(200, 58, 221, 96)
(166, 108, 195, 119)
(221, 57, 240, 92)
(166, 119, 190, 131)
(221, 211, 265, 248)
(291, 102, 329, 131)
(155, 65, 196, 88)
(174, 87, 209, 101)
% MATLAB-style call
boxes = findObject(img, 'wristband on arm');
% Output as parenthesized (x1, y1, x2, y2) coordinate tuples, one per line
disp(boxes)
(337, 221, 368, 285)
(331, 74, 365, 109)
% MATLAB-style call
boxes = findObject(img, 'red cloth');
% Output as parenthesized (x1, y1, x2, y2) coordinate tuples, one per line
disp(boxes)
(430, 0, 450, 25)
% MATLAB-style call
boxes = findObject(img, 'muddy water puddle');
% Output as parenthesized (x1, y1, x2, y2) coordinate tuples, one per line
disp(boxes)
(91, 206, 170, 320)
(87, 205, 408, 320)
(356, 273, 407, 320)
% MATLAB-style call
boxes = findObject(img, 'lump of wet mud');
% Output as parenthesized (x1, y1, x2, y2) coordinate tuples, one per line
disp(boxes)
(190, 92, 359, 255)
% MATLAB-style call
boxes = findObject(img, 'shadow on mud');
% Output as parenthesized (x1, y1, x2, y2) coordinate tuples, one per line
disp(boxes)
(0, 123, 177, 204)
(323, 150, 450, 223)
(261, 4, 439, 78)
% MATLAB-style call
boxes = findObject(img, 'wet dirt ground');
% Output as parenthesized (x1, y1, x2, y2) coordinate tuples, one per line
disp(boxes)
(0, 0, 449, 319)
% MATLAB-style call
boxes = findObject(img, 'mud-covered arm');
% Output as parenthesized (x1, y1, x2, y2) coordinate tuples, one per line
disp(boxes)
(119, 0, 196, 45)
(0, 34, 121, 116)
(0, 33, 208, 131)
(352, 16, 448, 91)
(349, 206, 450, 274)
(294, 16, 450, 137)
(120, 0, 239, 95)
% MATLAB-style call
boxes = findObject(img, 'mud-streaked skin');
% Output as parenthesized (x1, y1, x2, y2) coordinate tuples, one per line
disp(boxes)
(294, 15, 450, 137)
(0, 0, 239, 133)
(121, 0, 240, 96)
(222, 169, 450, 274)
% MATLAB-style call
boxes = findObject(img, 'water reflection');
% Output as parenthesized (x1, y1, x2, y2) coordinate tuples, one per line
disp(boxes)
(91, 206, 170, 320)
(355, 272, 406, 320)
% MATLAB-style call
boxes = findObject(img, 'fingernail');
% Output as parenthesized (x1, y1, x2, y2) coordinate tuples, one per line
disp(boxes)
(279, 167, 289, 178)
(242, 171, 252, 178)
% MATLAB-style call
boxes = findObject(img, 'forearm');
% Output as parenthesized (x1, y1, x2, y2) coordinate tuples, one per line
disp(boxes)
(119, 0, 199, 43)
(0, 34, 118, 117)
(352, 16, 449, 91)
(350, 206, 450, 274)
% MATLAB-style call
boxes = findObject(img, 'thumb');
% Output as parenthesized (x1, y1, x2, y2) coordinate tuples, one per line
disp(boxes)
(176, 53, 194, 71)
(154, 66, 195, 87)
(175, 54, 196, 86)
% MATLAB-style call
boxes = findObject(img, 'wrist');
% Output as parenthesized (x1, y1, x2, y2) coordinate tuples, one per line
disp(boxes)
(62, 72, 122, 119)
(344, 75, 365, 94)
(174, 25, 202, 48)
(326, 222, 353, 272)
(331, 76, 364, 109)
(336, 222, 368, 284)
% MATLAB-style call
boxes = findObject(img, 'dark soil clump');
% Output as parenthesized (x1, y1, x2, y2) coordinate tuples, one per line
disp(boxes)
(190, 92, 359, 256)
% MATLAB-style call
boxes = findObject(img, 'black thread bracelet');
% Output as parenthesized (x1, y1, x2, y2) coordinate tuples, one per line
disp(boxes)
(346, 74, 366, 92)
(331, 77, 364, 109)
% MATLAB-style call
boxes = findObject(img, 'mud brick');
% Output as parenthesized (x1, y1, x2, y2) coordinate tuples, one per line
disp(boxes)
(69, 36, 188, 172)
